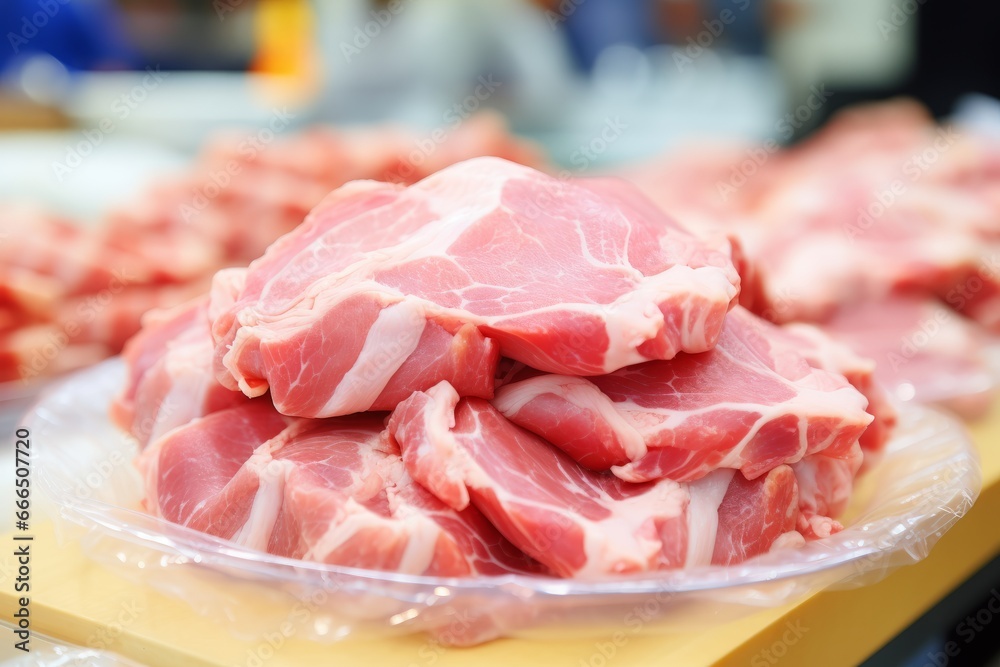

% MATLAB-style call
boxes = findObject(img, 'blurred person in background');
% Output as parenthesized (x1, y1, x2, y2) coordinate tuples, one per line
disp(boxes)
(308, 0, 778, 137)
(311, 0, 578, 129)
(304, 0, 789, 162)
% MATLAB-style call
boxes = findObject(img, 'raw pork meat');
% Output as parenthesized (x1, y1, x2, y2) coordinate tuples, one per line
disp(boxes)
(790, 447, 862, 539)
(765, 321, 897, 455)
(2, 114, 544, 383)
(615, 100, 1000, 414)
(211, 157, 741, 417)
(56, 280, 209, 352)
(492, 307, 872, 483)
(725, 102, 1000, 331)
(746, 181, 1000, 327)
(823, 296, 997, 418)
(112, 299, 244, 447)
(0, 204, 151, 297)
(0, 268, 60, 321)
(389, 382, 802, 577)
(207, 178, 501, 417)
(0, 325, 110, 383)
(137, 401, 541, 576)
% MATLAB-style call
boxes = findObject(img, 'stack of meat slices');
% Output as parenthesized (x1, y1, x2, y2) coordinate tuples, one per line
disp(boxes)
(113, 158, 894, 579)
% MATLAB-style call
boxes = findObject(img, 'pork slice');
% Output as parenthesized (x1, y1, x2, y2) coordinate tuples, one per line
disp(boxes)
(211, 157, 740, 418)
(493, 307, 872, 484)
(0, 204, 151, 296)
(767, 321, 897, 456)
(0, 325, 110, 383)
(139, 402, 541, 576)
(137, 401, 292, 535)
(747, 160, 1000, 331)
(389, 382, 802, 578)
(822, 295, 997, 418)
(112, 298, 245, 447)
(720, 318, 870, 536)
(56, 279, 208, 353)
(207, 177, 502, 417)
(789, 445, 863, 540)
(712, 464, 801, 565)
(0, 267, 62, 319)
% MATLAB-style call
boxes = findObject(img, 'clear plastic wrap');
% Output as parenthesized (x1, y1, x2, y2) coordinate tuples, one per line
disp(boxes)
(26, 359, 981, 646)
(0, 379, 48, 437)
(0, 629, 145, 667)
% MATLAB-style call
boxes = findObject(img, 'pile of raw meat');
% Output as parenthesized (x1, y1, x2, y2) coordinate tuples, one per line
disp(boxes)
(0, 203, 206, 384)
(1, 112, 540, 384)
(113, 157, 894, 578)
(618, 100, 1000, 417)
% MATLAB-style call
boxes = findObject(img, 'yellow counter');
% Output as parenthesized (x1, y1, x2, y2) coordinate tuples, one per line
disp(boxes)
(2, 407, 998, 667)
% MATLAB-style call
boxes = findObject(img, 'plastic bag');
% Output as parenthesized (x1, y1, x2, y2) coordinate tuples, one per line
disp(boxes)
(26, 359, 981, 646)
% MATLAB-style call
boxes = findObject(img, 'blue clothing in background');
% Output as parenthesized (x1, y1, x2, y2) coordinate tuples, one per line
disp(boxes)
(0, 0, 134, 76)
(708, 0, 766, 55)
(557, 0, 661, 71)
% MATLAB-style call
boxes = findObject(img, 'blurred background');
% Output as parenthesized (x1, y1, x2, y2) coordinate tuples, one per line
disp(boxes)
(2, 0, 997, 214)
(3, 3, 1000, 666)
